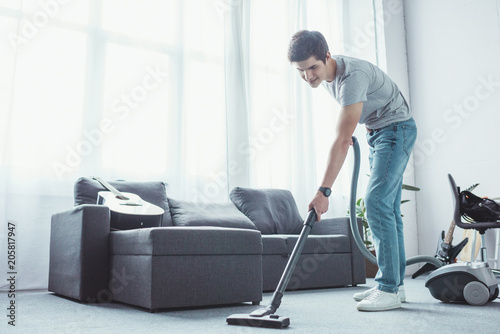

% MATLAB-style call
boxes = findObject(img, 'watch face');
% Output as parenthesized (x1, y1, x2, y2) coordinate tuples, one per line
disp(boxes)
(320, 187, 331, 197)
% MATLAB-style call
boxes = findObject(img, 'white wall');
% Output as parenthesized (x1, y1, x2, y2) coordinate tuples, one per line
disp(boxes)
(404, 0, 500, 267)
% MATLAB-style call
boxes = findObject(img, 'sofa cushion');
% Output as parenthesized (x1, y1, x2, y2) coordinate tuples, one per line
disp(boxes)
(284, 235, 351, 254)
(109, 226, 262, 255)
(229, 187, 303, 234)
(167, 198, 257, 230)
(261, 235, 289, 255)
(261, 235, 350, 255)
(74, 177, 172, 226)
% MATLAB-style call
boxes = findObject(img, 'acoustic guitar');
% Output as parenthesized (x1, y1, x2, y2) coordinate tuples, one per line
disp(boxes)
(92, 177, 164, 230)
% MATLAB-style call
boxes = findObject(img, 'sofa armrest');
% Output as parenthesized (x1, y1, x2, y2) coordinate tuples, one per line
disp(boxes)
(49, 204, 110, 302)
(311, 217, 366, 285)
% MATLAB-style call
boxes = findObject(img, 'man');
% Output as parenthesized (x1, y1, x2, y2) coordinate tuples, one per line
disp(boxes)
(288, 30, 417, 312)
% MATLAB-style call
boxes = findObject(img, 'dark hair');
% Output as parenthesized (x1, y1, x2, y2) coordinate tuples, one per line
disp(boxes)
(287, 30, 329, 64)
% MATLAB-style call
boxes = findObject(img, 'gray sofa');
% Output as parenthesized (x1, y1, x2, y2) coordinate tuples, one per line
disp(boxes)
(49, 177, 365, 312)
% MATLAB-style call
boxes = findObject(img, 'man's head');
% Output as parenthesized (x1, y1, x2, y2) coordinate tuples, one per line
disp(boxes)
(288, 30, 334, 88)
(287, 30, 329, 64)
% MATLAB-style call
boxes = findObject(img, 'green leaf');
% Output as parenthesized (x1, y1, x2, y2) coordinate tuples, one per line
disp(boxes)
(402, 184, 420, 191)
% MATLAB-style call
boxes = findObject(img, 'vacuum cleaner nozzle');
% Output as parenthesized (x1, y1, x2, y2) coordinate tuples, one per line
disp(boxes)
(226, 314, 290, 329)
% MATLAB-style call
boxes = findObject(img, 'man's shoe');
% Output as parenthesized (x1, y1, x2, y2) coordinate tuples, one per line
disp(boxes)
(354, 286, 406, 303)
(356, 289, 401, 312)
(353, 286, 376, 301)
(398, 285, 406, 303)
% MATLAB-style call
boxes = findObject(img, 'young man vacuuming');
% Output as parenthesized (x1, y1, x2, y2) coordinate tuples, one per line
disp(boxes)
(288, 30, 417, 311)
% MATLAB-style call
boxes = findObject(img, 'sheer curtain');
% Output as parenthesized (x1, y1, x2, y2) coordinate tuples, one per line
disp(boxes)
(224, 0, 379, 216)
(0, 0, 380, 290)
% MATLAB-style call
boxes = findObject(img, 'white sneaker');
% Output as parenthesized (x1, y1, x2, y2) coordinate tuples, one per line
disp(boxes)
(353, 285, 406, 303)
(356, 289, 401, 312)
(353, 286, 377, 301)
(398, 285, 406, 303)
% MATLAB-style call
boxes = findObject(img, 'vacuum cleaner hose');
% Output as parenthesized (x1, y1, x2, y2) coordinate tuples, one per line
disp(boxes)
(348, 136, 443, 269)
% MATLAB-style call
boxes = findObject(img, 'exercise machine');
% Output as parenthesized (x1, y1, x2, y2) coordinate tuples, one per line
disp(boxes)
(424, 174, 499, 305)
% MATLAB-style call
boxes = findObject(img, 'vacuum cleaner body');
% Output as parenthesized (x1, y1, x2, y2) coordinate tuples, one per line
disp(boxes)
(425, 262, 499, 305)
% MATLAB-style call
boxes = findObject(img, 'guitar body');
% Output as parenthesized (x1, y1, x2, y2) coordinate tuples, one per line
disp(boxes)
(97, 191, 164, 230)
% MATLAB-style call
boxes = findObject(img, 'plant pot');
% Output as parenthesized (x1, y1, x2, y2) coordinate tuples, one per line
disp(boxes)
(365, 250, 378, 278)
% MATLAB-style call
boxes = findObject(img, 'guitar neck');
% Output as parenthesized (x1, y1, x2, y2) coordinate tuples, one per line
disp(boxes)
(443, 221, 456, 245)
(92, 177, 128, 200)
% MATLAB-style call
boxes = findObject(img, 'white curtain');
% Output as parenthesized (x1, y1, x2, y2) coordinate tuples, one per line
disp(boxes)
(1, 0, 381, 290)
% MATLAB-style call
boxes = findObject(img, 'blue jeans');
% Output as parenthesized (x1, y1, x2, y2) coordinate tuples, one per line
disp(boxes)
(364, 118, 417, 294)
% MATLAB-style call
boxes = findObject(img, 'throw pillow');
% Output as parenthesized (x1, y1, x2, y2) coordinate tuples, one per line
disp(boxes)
(229, 187, 303, 234)
(168, 198, 257, 230)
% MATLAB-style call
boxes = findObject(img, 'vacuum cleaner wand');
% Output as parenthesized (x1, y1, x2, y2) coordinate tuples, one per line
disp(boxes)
(226, 210, 317, 328)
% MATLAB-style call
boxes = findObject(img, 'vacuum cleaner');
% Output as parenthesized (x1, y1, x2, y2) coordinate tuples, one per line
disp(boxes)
(226, 136, 445, 329)
(425, 262, 498, 305)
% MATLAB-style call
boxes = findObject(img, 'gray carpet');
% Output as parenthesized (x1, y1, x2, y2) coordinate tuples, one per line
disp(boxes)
(2, 276, 499, 334)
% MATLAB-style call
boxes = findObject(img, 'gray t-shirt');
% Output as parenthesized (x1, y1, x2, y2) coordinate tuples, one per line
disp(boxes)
(322, 55, 411, 129)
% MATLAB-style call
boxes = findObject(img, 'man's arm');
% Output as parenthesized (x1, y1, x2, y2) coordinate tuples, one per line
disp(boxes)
(308, 102, 363, 221)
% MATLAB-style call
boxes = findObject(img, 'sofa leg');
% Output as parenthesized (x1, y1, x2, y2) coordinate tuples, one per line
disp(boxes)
(252, 301, 260, 306)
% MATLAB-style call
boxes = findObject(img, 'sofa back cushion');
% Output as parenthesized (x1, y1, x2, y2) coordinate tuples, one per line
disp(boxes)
(229, 187, 303, 234)
(74, 177, 172, 226)
(167, 198, 257, 230)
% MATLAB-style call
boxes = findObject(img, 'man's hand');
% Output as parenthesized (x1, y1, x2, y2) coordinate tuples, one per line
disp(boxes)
(308, 191, 329, 222)
(308, 103, 362, 222)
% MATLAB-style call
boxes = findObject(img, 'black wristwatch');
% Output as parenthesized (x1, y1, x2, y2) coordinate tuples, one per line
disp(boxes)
(318, 187, 332, 197)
